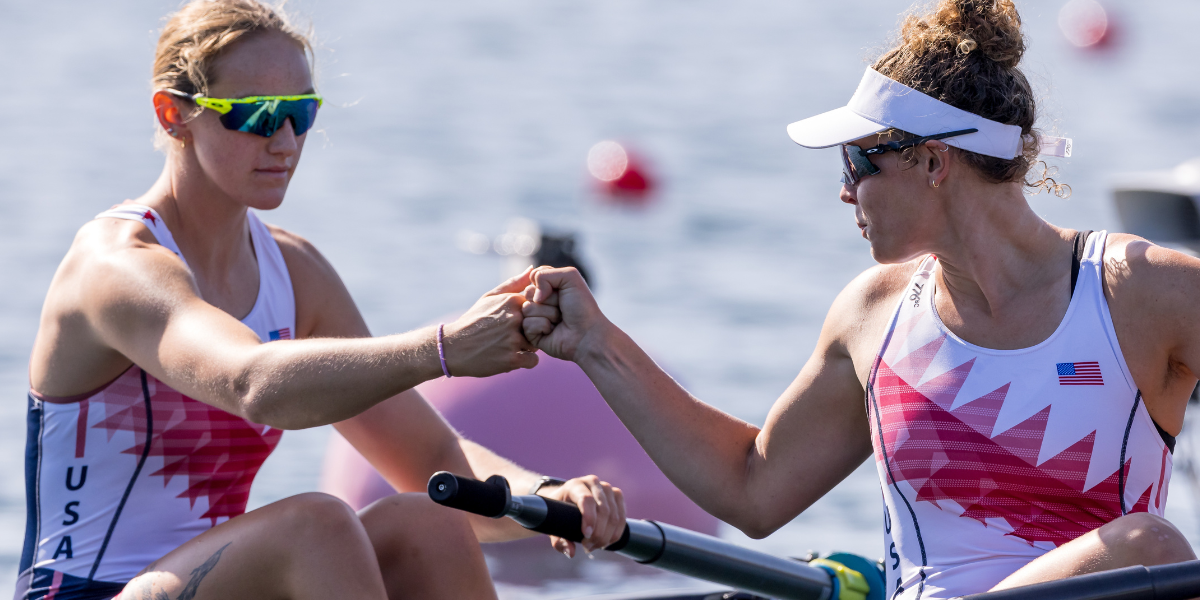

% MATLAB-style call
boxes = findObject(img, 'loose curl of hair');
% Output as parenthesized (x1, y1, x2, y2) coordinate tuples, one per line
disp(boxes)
(872, 0, 1069, 198)
(151, 0, 314, 149)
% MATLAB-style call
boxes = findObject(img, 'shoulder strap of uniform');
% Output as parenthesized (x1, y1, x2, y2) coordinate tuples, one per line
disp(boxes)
(1070, 229, 1094, 295)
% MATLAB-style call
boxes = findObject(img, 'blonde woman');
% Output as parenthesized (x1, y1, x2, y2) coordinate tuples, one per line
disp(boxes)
(18, 2, 624, 599)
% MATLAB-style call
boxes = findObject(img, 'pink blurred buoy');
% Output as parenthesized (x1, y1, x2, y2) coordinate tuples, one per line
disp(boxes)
(1058, 0, 1118, 51)
(588, 141, 655, 204)
(320, 353, 718, 535)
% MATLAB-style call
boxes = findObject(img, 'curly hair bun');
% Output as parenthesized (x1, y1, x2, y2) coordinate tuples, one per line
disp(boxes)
(872, 0, 1047, 189)
(928, 0, 1025, 68)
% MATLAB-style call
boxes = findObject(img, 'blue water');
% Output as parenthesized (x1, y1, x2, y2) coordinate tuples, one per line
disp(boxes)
(3, 0, 1200, 597)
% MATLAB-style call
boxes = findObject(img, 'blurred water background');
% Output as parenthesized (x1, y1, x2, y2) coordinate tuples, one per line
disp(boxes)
(4, 0, 1200, 597)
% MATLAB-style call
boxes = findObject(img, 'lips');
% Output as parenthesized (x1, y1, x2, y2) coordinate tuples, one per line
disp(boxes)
(254, 166, 291, 179)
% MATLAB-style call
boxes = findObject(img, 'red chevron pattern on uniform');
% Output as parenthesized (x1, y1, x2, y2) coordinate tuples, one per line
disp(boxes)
(873, 358, 1153, 546)
(91, 369, 282, 524)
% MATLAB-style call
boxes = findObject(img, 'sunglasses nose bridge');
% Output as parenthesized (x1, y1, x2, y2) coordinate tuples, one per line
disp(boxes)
(840, 146, 858, 186)
(218, 98, 317, 138)
(268, 115, 304, 141)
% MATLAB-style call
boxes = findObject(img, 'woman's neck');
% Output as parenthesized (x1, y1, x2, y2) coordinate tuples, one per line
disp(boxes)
(930, 180, 1072, 322)
(135, 157, 255, 279)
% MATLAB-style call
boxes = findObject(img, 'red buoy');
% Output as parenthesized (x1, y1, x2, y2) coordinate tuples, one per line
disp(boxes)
(1058, 0, 1118, 51)
(587, 140, 655, 204)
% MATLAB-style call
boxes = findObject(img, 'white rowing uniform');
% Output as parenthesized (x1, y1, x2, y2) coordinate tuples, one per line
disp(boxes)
(16, 204, 294, 600)
(867, 230, 1174, 600)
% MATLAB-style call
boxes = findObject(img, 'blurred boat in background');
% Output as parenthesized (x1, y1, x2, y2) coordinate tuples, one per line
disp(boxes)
(1111, 158, 1200, 254)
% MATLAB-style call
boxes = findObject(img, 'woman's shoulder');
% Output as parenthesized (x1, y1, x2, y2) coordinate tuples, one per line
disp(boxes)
(66, 213, 189, 284)
(1102, 232, 1200, 351)
(821, 258, 926, 344)
(261, 223, 367, 338)
(261, 223, 342, 284)
(1103, 232, 1200, 294)
(840, 258, 926, 312)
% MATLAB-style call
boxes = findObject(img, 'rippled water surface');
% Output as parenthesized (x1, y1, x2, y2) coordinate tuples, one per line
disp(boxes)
(4, 0, 1200, 597)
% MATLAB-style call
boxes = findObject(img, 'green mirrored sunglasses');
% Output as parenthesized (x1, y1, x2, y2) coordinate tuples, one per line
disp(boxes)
(165, 89, 323, 138)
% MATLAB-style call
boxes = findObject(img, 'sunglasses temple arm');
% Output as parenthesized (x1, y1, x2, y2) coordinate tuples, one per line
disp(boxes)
(920, 128, 979, 144)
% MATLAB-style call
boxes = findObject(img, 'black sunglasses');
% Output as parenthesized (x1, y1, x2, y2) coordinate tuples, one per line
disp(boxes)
(840, 128, 978, 186)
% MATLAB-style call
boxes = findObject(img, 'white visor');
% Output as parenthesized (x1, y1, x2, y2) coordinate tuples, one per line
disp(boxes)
(787, 68, 1071, 159)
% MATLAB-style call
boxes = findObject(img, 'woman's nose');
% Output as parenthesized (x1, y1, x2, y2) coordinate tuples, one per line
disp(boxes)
(839, 184, 857, 205)
(267, 118, 299, 153)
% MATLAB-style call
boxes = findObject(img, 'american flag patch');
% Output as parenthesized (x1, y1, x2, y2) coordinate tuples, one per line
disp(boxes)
(269, 328, 292, 341)
(1057, 361, 1103, 385)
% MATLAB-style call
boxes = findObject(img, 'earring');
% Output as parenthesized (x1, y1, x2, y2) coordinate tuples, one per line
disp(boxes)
(931, 179, 939, 188)
(938, 147, 949, 153)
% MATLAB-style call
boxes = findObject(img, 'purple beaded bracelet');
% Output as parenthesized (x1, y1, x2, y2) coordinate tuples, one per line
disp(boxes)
(437, 323, 453, 378)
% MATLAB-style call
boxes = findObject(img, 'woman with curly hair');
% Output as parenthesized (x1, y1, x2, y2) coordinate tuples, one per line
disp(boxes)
(520, 1, 1197, 598)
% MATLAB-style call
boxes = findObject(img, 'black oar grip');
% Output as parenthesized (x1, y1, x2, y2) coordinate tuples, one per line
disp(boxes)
(428, 471, 508, 518)
(606, 522, 632, 551)
(528, 496, 585, 542)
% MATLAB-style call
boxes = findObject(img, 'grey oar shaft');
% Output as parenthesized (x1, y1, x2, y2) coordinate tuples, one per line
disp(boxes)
(427, 472, 834, 600)
(614, 520, 833, 600)
(959, 560, 1200, 600)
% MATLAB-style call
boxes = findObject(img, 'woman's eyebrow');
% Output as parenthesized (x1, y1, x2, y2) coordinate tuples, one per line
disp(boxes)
(225, 88, 318, 98)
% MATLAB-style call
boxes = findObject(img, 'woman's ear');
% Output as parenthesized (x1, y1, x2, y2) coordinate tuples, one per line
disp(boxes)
(152, 91, 189, 141)
(924, 140, 952, 188)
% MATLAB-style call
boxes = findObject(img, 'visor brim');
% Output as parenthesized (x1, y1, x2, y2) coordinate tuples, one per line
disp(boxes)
(786, 106, 888, 149)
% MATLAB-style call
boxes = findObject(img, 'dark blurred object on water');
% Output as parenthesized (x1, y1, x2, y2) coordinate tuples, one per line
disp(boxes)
(536, 231, 592, 286)
(458, 218, 593, 286)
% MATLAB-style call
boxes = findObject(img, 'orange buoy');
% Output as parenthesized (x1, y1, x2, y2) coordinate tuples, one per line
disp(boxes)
(1058, 0, 1117, 50)
(587, 140, 655, 204)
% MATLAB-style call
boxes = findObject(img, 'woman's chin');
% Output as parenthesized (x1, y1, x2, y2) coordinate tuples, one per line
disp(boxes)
(241, 192, 287, 212)
(867, 240, 905, 265)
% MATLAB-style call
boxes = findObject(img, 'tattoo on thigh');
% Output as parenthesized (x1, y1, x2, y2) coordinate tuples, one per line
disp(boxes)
(176, 542, 231, 600)
(125, 580, 162, 600)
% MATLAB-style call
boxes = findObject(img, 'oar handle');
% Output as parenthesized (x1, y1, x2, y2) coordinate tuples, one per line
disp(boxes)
(428, 471, 622, 544)
(427, 471, 509, 517)
(426, 472, 832, 600)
